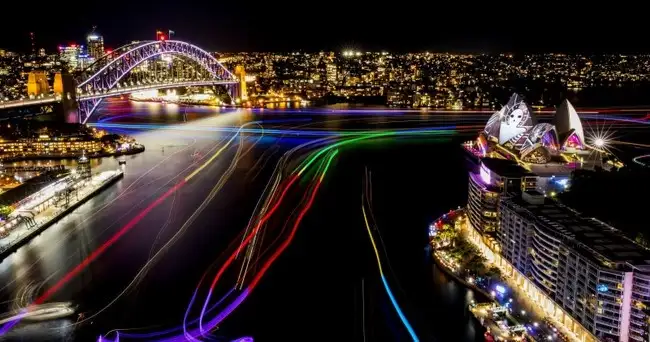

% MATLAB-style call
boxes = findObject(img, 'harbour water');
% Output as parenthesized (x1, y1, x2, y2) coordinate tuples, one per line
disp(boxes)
(0, 99, 510, 341)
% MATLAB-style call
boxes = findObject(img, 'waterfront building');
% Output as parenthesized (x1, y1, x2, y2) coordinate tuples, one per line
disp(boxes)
(0, 135, 102, 159)
(467, 158, 536, 234)
(477, 94, 587, 164)
(464, 94, 623, 195)
(498, 191, 650, 342)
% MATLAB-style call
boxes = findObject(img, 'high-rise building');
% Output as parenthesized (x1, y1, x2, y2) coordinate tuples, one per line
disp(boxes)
(467, 158, 536, 233)
(499, 191, 650, 342)
(87, 34, 104, 60)
(59, 44, 81, 71)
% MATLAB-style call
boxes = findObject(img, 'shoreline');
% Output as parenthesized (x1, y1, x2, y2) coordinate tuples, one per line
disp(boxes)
(0, 146, 145, 163)
(431, 250, 496, 302)
(0, 171, 124, 262)
(129, 98, 308, 109)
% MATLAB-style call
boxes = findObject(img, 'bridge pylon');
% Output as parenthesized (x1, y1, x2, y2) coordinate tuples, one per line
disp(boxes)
(234, 65, 247, 101)
(54, 72, 79, 123)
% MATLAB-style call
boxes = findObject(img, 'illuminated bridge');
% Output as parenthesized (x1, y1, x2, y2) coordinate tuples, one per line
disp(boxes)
(0, 40, 239, 123)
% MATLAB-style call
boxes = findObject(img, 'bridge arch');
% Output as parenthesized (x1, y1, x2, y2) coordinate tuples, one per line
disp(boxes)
(75, 40, 238, 123)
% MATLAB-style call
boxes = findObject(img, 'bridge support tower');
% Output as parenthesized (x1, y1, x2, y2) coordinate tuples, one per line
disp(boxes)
(27, 71, 49, 97)
(234, 65, 247, 102)
(54, 72, 79, 123)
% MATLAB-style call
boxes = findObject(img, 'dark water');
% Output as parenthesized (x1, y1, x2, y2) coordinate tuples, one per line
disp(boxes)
(0, 100, 505, 341)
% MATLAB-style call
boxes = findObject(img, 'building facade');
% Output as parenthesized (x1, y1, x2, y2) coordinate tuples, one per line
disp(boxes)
(0, 135, 102, 158)
(467, 158, 536, 233)
(58, 45, 81, 71)
(499, 191, 650, 342)
(87, 34, 104, 60)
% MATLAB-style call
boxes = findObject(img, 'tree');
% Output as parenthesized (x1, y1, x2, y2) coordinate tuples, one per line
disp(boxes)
(636, 233, 649, 248)
(439, 229, 456, 245)
(0, 205, 13, 220)
(485, 266, 501, 279)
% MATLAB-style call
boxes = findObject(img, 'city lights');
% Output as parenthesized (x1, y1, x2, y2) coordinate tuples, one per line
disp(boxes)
(1, 27, 650, 342)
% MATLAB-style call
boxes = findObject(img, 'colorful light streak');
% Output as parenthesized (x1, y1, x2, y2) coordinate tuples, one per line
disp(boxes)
(196, 150, 337, 334)
(16, 119, 537, 337)
(90, 122, 460, 138)
(196, 173, 299, 333)
(632, 154, 650, 167)
(0, 124, 253, 334)
(362, 204, 419, 341)
(0, 182, 186, 335)
(188, 126, 454, 335)
(192, 128, 454, 333)
(248, 150, 337, 290)
(8, 106, 647, 338)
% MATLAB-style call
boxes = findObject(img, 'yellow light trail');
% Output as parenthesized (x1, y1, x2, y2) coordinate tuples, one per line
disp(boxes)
(184, 126, 246, 181)
(362, 203, 418, 341)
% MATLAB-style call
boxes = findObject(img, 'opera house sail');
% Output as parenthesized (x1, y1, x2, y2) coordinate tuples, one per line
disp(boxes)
(483, 93, 536, 148)
(466, 93, 622, 182)
(554, 99, 585, 150)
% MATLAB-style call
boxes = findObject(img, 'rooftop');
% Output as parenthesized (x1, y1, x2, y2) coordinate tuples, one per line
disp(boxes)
(502, 191, 650, 268)
(482, 158, 534, 178)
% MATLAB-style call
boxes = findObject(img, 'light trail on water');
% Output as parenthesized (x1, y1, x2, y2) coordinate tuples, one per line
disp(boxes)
(0, 123, 257, 334)
(28, 109, 648, 339)
(169, 128, 453, 340)
(362, 171, 419, 341)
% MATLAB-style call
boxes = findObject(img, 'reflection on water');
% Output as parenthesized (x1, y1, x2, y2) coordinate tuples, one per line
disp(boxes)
(0, 99, 495, 341)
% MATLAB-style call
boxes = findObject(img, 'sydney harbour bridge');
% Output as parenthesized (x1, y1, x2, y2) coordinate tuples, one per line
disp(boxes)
(0, 40, 240, 124)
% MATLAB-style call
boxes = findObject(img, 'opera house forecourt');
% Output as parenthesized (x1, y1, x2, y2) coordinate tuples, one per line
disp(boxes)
(464, 93, 623, 177)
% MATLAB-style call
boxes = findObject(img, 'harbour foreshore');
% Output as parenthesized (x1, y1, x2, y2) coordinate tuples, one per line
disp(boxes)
(0, 170, 124, 261)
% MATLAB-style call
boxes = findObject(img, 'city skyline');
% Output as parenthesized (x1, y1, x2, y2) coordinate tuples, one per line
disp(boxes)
(1, 7, 650, 340)
(1, 1, 647, 53)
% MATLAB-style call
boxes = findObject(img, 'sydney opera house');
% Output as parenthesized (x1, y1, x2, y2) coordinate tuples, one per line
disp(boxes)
(464, 93, 620, 174)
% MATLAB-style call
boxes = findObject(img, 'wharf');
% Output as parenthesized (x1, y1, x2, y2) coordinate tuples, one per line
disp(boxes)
(0, 170, 124, 261)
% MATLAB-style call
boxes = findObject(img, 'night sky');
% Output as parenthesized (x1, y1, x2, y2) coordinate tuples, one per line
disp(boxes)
(0, 2, 645, 53)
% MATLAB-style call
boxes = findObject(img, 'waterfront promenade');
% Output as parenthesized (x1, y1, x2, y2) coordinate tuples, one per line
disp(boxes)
(430, 209, 564, 342)
(0, 170, 124, 261)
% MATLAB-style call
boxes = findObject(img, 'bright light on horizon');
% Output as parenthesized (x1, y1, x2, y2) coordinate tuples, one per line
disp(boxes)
(594, 138, 605, 147)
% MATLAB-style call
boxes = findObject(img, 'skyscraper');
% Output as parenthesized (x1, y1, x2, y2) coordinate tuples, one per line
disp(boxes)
(59, 45, 81, 71)
(87, 33, 104, 60)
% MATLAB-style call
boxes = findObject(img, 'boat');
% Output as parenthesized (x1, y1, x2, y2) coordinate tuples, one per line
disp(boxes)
(118, 156, 126, 165)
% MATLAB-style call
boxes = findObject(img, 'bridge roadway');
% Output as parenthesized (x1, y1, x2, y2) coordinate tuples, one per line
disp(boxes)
(0, 79, 237, 110)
